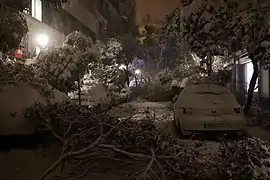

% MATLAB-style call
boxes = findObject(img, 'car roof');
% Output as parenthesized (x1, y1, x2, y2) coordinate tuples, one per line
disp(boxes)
(175, 84, 240, 108)
(184, 84, 230, 94)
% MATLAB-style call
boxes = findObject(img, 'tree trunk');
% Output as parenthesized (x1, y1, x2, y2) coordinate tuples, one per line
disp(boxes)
(125, 64, 129, 86)
(206, 56, 212, 77)
(135, 75, 138, 87)
(244, 60, 259, 114)
(77, 76, 81, 106)
(232, 54, 237, 92)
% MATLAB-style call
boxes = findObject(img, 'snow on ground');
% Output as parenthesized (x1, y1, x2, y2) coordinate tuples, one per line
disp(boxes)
(0, 100, 222, 180)
(108, 101, 175, 135)
(108, 100, 221, 152)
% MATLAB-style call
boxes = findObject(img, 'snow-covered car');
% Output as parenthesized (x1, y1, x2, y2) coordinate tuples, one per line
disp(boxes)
(0, 84, 70, 135)
(173, 83, 246, 136)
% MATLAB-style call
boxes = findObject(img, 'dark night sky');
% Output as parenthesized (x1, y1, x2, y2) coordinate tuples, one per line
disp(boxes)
(135, 0, 182, 24)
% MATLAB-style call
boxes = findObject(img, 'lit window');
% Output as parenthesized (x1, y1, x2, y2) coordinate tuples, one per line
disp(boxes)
(31, 0, 42, 21)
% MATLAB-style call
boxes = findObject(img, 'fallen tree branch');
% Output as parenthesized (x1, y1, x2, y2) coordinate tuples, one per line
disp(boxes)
(142, 148, 156, 178)
(26, 102, 270, 180)
(98, 144, 150, 160)
(155, 159, 166, 180)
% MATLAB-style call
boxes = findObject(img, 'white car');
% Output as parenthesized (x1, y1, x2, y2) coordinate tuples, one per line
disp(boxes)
(174, 83, 246, 136)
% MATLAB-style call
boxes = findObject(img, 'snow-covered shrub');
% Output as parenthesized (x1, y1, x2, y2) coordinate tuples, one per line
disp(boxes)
(0, 59, 51, 97)
(143, 82, 173, 102)
(157, 68, 173, 85)
(99, 38, 123, 65)
(75, 38, 128, 105)
(218, 137, 270, 179)
(34, 31, 98, 93)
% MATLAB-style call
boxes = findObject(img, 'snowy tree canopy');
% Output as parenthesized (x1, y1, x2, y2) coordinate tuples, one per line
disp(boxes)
(0, 0, 68, 52)
(80, 38, 128, 94)
(166, 0, 270, 65)
(116, 33, 140, 65)
(166, 0, 233, 58)
(166, 0, 270, 113)
(99, 38, 123, 65)
(0, 3, 28, 53)
(34, 31, 98, 93)
(137, 24, 183, 70)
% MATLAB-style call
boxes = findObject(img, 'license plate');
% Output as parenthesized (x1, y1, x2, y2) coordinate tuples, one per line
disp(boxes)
(206, 124, 224, 128)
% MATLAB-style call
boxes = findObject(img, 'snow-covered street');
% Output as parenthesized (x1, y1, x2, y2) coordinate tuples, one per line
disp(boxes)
(2, 0, 270, 178)
(107, 101, 176, 136)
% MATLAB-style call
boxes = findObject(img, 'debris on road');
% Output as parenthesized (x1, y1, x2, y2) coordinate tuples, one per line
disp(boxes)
(25, 101, 270, 180)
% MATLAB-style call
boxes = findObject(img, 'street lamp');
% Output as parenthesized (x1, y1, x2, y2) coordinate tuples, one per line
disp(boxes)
(135, 69, 141, 75)
(119, 64, 127, 70)
(36, 33, 49, 47)
(134, 69, 141, 87)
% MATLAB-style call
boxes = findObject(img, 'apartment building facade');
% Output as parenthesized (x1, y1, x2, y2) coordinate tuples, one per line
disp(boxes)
(24, 0, 129, 56)
(235, 50, 270, 105)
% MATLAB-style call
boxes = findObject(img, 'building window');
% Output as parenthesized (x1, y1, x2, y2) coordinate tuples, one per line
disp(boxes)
(31, 0, 42, 21)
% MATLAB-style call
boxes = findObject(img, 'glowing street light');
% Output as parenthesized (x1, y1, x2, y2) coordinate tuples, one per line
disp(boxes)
(36, 33, 49, 47)
(135, 69, 141, 75)
(119, 64, 127, 70)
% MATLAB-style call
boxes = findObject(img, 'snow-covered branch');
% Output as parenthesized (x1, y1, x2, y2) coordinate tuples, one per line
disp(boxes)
(34, 31, 98, 93)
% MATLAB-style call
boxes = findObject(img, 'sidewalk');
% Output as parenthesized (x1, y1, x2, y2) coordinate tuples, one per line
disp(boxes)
(243, 100, 270, 141)
(244, 125, 270, 141)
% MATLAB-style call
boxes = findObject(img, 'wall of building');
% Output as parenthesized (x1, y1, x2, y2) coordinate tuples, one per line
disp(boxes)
(260, 69, 269, 98)
(63, 1, 99, 35)
(135, 0, 181, 24)
(237, 55, 253, 92)
(234, 53, 270, 104)
(25, 0, 132, 54)
(24, 14, 65, 53)
(42, 6, 96, 39)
